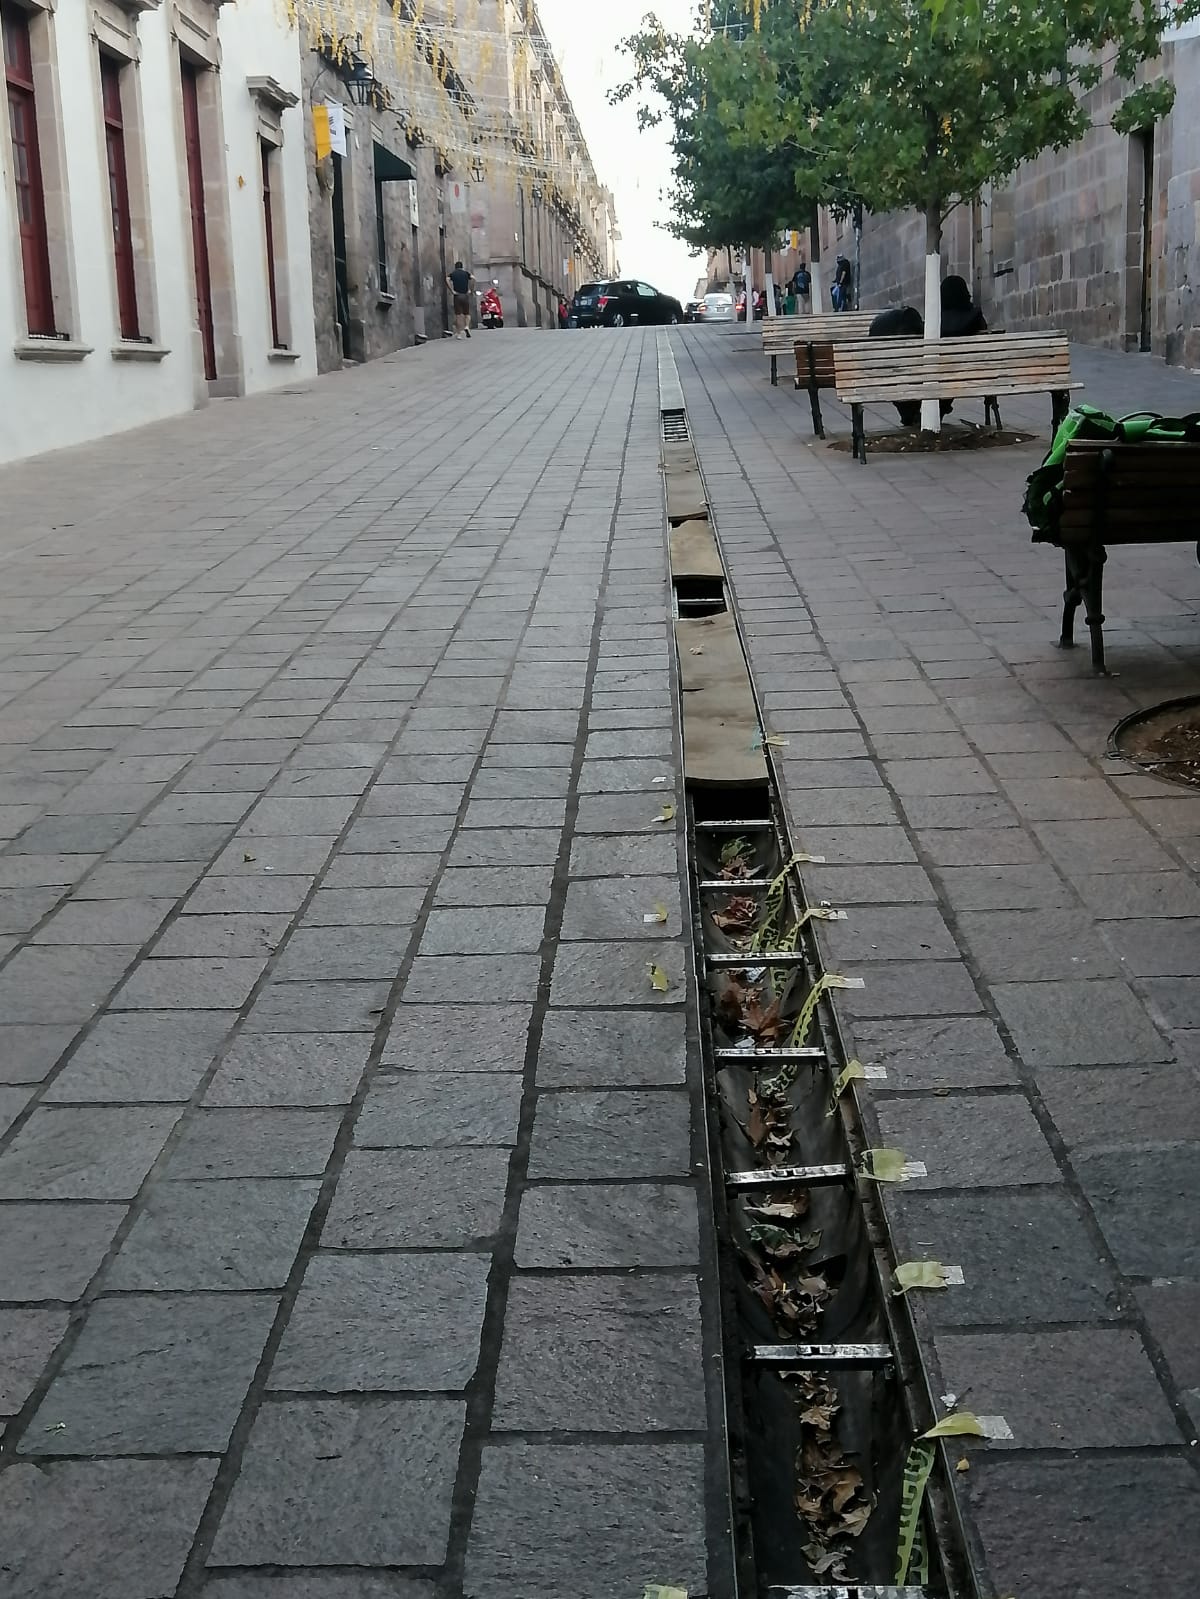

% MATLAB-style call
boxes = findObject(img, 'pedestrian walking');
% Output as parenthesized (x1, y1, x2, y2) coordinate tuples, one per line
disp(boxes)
(790, 261, 812, 311)
(447, 260, 473, 338)
(832, 255, 853, 311)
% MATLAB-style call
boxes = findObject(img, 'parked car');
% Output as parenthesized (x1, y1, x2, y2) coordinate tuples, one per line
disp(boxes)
(684, 300, 704, 323)
(592, 279, 684, 327)
(700, 292, 734, 323)
(570, 282, 609, 327)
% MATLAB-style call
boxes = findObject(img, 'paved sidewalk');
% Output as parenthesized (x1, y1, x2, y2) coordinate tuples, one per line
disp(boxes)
(0, 334, 727, 1598)
(676, 330, 1200, 1598)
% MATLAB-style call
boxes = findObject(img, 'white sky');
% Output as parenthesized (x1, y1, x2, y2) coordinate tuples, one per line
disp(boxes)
(536, 1, 708, 300)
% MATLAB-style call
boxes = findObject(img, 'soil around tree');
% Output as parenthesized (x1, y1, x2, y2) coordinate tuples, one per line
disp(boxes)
(828, 422, 1036, 454)
(1111, 697, 1200, 791)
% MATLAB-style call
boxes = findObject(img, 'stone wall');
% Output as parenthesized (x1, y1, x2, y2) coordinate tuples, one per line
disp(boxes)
(827, 39, 1200, 368)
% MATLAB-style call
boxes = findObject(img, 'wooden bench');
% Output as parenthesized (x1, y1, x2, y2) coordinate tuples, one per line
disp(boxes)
(762, 311, 875, 386)
(833, 332, 1076, 462)
(1051, 439, 1200, 673)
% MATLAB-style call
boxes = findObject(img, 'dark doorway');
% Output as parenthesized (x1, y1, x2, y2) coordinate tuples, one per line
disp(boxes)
(438, 223, 449, 337)
(1137, 128, 1153, 352)
(331, 153, 351, 359)
(180, 59, 216, 380)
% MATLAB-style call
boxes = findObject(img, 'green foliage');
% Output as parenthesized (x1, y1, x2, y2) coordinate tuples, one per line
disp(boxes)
(618, 0, 1200, 252)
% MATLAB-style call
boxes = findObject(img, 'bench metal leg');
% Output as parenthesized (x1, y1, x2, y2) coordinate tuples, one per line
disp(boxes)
(1060, 544, 1109, 674)
(852, 404, 867, 464)
(985, 394, 1002, 430)
(771, 354, 778, 387)
(1051, 389, 1070, 432)
(804, 345, 825, 439)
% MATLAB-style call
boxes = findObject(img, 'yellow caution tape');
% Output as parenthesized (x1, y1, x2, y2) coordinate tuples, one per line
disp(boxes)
(647, 964, 670, 993)
(896, 1413, 989, 1584)
(657, 804, 676, 823)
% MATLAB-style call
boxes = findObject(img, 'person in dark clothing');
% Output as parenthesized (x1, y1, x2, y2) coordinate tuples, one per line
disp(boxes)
(447, 260, 473, 338)
(869, 306, 924, 424)
(940, 274, 987, 337)
(832, 255, 853, 310)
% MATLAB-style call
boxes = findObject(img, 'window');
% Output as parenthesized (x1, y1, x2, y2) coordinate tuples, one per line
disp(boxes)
(375, 174, 388, 295)
(637, 282, 657, 298)
(3, 3, 55, 335)
(260, 138, 283, 347)
(100, 51, 138, 339)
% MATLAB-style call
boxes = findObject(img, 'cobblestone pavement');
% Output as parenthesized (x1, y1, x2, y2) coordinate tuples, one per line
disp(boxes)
(0, 335, 730, 1598)
(676, 330, 1200, 1598)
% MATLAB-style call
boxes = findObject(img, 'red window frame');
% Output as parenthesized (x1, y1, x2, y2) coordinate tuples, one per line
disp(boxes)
(100, 51, 139, 340)
(260, 138, 282, 348)
(3, 3, 56, 336)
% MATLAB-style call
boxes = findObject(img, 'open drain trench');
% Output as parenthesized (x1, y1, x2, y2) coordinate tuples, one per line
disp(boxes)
(659, 339, 977, 1599)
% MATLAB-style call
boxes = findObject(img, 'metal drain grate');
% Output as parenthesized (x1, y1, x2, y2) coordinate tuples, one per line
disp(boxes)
(662, 408, 691, 443)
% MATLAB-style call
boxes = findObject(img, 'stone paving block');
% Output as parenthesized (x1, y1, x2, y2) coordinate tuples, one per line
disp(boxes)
(916, 827, 1043, 867)
(0, 1105, 181, 1199)
(209, 836, 335, 876)
(204, 1033, 371, 1106)
(933, 862, 1077, 911)
(992, 978, 1172, 1066)
(472, 767, 573, 798)
(897, 793, 1020, 829)
(154, 912, 290, 958)
(1032, 818, 1175, 875)
(269, 1254, 490, 1392)
(0, 1307, 68, 1415)
(561, 877, 683, 940)
(272, 926, 412, 981)
(462, 797, 567, 829)
(537, 1007, 687, 1086)
(1141, 976, 1200, 1029)
(209, 1398, 464, 1567)
(446, 828, 562, 867)
(383, 1002, 530, 1072)
(166, 1108, 341, 1179)
(0, 886, 64, 935)
(515, 1182, 698, 1267)
(874, 1094, 1060, 1189)
(574, 794, 680, 835)
(792, 825, 918, 865)
(242, 796, 359, 836)
(1136, 1282, 1200, 1425)
(0, 1024, 79, 1084)
(107, 1179, 320, 1290)
(403, 954, 542, 1004)
(0, 945, 138, 1024)
(433, 865, 555, 905)
(110, 823, 234, 863)
(242, 981, 390, 1033)
(839, 961, 983, 1019)
(492, 1275, 704, 1431)
(1101, 917, 1200, 976)
(23, 1293, 277, 1453)
(1036, 1063, 1200, 1150)
(934, 1327, 1178, 1448)
(0, 1203, 125, 1300)
(322, 1148, 510, 1248)
(888, 1189, 1121, 1324)
(464, 1441, 706, 1599)
(185, 875, 315, 916)
(0, 1083, 34, 1135)
(1074, 870, 1200, 919)
(354, 1072, 522, 1147)
(528, 1090, 691, 1178)
(1075, 1145, 1200, 1277)
(111, 956, 268, 1012)
(44, 1009, 235, 1103)
(577, 758, 674, 794)
(30, 897, 174, 947)
(0, 1457, 219, 1599)
(824, 905, 959, 963)
(568, 834, 679, 877)
(964, 1456, 1200, 1599)
(420, 906, 546, 956)
(205, 1574, 434, 1598)
(955, 909, 1119, 981)
(807, 864, 938, 904)
(549, 939, 686, 1007)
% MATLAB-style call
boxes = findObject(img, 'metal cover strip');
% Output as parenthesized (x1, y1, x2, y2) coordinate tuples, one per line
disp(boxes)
(699, 877, 775, 890)
(694, 819, 774, 831)
(749, 1342, 893, 1368)
(727, 1164, 850, 1189)
(714, 1046, 825, 1061)
(707, 950, 809, 967)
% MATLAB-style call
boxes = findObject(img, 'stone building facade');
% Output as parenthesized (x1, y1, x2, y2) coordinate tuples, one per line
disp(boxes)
(299, 0, 617, 361)
(825, 32, 1200, 369)
(0, 0, 316, 466)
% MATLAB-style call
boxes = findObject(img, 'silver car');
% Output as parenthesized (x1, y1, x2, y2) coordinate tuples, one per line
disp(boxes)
(700, 292, 734, 323)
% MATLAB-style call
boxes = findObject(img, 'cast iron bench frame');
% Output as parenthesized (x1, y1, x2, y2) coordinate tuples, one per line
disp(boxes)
(1052, 438, 1200, 673)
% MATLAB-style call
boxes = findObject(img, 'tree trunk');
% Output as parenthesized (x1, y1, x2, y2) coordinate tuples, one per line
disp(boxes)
(764, 238, 777, 318)
(920, 203, 943, 434)
(809, 219, 825, 314)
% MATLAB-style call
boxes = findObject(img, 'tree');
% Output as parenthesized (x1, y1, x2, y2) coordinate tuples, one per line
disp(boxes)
(612, 4, 831, 311)
(726, 0, 1200, 427)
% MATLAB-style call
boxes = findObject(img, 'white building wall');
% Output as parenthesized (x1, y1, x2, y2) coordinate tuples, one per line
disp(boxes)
(0, 2, 315, 468)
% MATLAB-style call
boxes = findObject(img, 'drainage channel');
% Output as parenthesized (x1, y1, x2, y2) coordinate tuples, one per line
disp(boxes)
(658, 337, 974, 1599)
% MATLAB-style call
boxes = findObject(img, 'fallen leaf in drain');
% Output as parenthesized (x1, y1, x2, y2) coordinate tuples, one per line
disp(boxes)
(647, 963, 670, 993)
(747, 1194, 810, 1222)
(956, 1457, 971, 1473)
(748, 1223, 806, 1262)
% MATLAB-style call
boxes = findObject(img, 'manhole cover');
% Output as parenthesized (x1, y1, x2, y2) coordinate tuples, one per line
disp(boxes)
(1110, 696, 1200, 791)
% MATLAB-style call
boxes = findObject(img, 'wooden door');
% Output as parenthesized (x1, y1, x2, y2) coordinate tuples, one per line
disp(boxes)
(3, 7, 55, 335)
(180, 60, 216, 380)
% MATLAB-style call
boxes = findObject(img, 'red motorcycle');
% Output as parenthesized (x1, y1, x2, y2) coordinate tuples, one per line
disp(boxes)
(481, 288, 504, 329)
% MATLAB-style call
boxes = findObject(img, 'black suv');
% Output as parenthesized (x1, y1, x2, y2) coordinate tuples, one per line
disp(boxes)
(570, 279, 684, 328)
